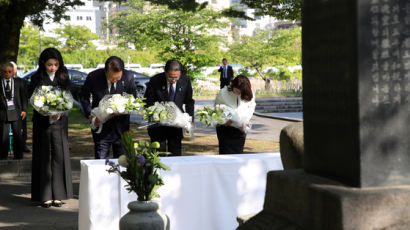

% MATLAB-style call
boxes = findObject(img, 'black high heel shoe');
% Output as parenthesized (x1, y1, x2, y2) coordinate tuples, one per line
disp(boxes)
(52, 200, 63, 207)
(42, 201, 52, 208)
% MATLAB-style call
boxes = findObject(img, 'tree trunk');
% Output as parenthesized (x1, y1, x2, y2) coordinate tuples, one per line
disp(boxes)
(255, 67, 271, 90)
(0, 5, 25, 63)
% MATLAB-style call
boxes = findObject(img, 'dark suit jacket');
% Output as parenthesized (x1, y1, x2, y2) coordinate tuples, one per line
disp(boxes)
(144, 72, 195, 118)
(0, 77, 27, 122)
(79, 69, 137, 137)
(218, 65, 234, 83)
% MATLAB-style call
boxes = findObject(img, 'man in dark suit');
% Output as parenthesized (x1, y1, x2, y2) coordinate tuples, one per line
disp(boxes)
(0, 62, 27, 160)
(218, 58, 234, 89)
(79, 56, 136, 159)
(10, 61, 31, 153)
(144, 59, 195, 156)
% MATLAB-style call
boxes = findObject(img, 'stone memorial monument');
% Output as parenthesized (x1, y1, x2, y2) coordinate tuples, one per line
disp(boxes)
(238, 0, 410, 229)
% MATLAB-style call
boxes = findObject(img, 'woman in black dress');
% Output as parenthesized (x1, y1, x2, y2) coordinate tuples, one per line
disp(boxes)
(29, 48, 73, 208)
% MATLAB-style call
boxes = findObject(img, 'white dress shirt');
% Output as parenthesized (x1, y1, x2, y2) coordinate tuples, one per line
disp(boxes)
(107, 80, 117, 93)
(167, 81, 176, 94)
(47, 72, 55, 82)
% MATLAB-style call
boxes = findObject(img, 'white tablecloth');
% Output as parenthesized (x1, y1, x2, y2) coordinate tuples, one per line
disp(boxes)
(78, 153, 283, 230)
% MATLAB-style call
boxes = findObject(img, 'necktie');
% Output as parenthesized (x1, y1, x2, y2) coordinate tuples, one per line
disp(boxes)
(224, 66, 227, 78)
(110, 82, 115, 94)
(5, 80, 11, 99)
(169, 83, 175, 101)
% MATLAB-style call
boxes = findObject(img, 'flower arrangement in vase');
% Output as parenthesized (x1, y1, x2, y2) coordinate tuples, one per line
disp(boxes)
(106, 131, 170, 201)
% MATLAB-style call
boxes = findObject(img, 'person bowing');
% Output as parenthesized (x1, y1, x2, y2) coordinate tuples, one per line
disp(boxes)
(144, 59, 195, 156)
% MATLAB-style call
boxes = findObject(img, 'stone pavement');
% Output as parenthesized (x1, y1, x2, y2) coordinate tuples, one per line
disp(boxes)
(0, 100, 302, 230)
(0, 181, 79, 230)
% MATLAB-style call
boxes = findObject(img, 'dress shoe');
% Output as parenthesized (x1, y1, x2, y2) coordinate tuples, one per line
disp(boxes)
(42, 201, 52, 208)
(52, 200, 63, 207)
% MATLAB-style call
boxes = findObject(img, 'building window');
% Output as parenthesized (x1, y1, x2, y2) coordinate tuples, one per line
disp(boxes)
(67, 16, 71, 21)
(86, 16, 92, 21)
(77, 16, 83, 20)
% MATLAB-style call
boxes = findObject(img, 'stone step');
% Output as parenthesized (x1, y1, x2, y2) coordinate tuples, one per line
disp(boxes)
(256, 102, 302, 108)
(256, 104, 302, 109)
(255, 97, 303, 113)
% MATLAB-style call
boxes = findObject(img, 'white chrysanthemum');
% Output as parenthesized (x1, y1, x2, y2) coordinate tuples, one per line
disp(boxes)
(106, 108, 114, 114)
(46, 93, 57, 103)
(34, 99, 44, 108)
(117, 105, 126, 113)
(41, 85, 52, 91)
(152, 112, 160, 121)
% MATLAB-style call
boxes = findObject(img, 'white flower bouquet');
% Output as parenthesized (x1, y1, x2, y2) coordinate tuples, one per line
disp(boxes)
(144, 101, 193, 136)
(30, 85, 74, 119)
(197, 104, 252, 133)
(196, 104, 234, 127)
(91, 93, 146, 133)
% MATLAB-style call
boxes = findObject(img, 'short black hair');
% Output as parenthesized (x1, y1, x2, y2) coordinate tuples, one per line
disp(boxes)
(164, 59, 183, 72)
(105, 56, 124, 72)
(222, 58, 227, 62)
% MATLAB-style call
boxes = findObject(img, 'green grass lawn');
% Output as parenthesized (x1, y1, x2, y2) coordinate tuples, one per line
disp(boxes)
(24, 104, 278, 159)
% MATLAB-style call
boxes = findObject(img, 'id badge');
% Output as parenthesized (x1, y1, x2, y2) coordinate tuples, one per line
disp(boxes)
(7, 100, 15, 111)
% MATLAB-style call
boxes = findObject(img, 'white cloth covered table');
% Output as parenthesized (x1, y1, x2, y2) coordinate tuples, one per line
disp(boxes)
(78, 153, 283, 230)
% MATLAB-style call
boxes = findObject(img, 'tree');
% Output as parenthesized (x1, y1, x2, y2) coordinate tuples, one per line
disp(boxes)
(239, 0, 301, 20)
(144, 0, 301, 20)
(144, 0, 207, 11)
(0, 0, 84, 63)
(54, 25, 99, 52)
(18, 25, 59, 69)
(229, 27, 301, 88)
(112, 0, 228, 76)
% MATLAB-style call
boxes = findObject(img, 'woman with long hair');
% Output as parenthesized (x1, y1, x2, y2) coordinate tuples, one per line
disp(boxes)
(29, 47, 73, 208)
(215, 75, 256, 154)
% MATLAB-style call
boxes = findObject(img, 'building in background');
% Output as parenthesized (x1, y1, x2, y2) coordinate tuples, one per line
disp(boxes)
(41, 0, 102, 37)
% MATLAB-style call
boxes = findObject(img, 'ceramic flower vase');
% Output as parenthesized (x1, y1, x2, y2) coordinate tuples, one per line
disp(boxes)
(119, 200, 169, 230)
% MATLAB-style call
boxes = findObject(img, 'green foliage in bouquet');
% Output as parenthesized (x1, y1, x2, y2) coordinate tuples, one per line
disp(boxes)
(125, 95, 147, 112)
(143, 101, 177, 123)
(107, 131, 170, 201)
(196, 105, 225, 127)
(196, 105, 233, 127)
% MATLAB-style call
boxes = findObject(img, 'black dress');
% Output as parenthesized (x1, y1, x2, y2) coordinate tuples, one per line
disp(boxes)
(30, 72, 73, 202)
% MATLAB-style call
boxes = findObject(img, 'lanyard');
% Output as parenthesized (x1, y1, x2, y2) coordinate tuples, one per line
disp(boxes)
(2, 78, 14, 100)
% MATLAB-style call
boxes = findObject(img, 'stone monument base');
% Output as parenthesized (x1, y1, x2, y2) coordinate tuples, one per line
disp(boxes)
(238, 170, 410, 230)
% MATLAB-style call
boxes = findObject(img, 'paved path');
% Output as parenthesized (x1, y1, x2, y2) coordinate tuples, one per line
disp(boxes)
(0, 182, 79, 230)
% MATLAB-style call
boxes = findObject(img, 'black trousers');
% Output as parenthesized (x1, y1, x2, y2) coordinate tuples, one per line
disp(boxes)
(148, 126, 183, 156)
(0, 119, 23, 159)
(22, 118, 28, 147)
(31, 114, 73, 202)
(220, 79, 230, 89)
(92, 131, 124, 159)
(216, 125, 246, 154)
